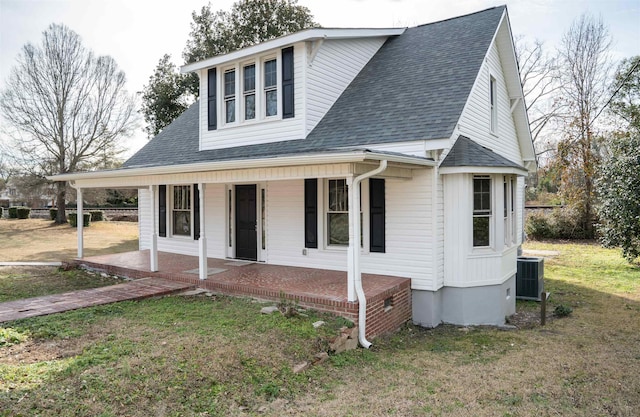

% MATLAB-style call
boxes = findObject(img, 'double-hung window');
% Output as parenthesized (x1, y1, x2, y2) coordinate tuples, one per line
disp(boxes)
(327, 179, 349, 246)
(473, 176, 491, 247)
(172, 185, 191, 237)
(224, 69, 236, 123)
(243, 64, 255, 120)
(490, 76, 498, 133)
(264, 58, 277, 117)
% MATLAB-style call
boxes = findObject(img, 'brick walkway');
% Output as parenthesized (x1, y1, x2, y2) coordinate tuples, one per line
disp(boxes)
(0, 277, 194, 323)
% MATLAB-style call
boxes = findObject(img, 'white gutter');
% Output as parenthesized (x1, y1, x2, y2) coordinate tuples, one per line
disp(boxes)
(351, 159, 388, 349)
(46, 151, 435, 182)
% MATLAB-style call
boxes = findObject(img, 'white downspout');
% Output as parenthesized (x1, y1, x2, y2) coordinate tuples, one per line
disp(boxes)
(352, 159, 388, 349)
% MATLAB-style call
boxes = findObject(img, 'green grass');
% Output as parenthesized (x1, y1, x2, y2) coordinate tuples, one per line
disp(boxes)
(0, 266, 122, 302)
(0, 296, 350, 416)
(1, 241, 639, 416)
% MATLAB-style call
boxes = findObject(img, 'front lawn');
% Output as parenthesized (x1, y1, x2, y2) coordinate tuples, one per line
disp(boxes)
(0, 219, 138, 261)
(0, 267, 122, 302)
(1, 241, 639, 416)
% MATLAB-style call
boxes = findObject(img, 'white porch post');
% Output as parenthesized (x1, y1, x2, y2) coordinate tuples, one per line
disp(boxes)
(346, 177, 356, 301)
(149, 185, 158, 272)
(77, 187, 84, 258)
(198, 183, 207, 280)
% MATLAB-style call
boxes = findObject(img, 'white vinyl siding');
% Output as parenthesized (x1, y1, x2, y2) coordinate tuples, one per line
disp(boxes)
(199, 44, 305, 150)
(266, 170, 436, 289)
(139, 185, 226, 258)
(305, 38, 387, 135)
(456, 42, 522, 164)
(443, 173, 519, 288)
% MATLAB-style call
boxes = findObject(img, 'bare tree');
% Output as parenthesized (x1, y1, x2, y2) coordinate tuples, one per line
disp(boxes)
(515, 37, 563, 149)
(0, 24, 137, 223)
(556, 13, 612, 237)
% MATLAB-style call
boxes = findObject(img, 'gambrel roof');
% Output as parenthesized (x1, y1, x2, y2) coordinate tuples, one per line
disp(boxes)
(124, 6, 511, 170)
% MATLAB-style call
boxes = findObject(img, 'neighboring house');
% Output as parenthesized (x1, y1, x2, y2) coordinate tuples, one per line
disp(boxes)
(50, 6, 535, 330)
(0, 176, 53, 208)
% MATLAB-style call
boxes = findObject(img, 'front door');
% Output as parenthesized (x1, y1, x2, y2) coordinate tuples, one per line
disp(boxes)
(235, 184, 257, 260)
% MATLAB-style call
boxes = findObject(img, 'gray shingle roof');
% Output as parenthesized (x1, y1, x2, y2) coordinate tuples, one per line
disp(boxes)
(440, 135, 524, 169)
(306, 6, 505, 146)
(124, 6, 505, 169)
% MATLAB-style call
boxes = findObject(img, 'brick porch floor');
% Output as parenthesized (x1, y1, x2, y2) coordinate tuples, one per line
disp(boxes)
(0, 278, 194, 323)
(67, 250, 412, 338)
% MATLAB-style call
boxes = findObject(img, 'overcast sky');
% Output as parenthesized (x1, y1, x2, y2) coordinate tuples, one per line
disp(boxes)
(1, 0, 639, 157)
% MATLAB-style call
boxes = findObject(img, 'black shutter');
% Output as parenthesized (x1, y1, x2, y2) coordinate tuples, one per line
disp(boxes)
(207, 68, 217, 130)
(369, 178, 385, 253)
(158, 185, 167, 237)
(281, 46, 294, 119)
(304, 178, 317, 248)
(193, 184, 200, 240)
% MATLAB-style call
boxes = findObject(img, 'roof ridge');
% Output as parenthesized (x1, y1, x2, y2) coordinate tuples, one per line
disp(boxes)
(414, 5, 505, 28)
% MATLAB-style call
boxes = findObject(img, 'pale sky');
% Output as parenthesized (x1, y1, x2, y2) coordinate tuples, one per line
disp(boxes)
(1, 0, 639, 157)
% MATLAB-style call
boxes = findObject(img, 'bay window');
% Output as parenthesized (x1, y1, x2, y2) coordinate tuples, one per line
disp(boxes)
(473, 176, 491, 247)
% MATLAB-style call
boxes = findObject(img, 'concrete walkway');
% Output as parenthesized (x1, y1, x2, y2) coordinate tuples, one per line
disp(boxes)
(0, 277, 195, 323)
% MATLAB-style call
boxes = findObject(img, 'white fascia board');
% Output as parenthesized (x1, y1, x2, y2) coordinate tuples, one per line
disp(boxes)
(181, 27, 406, 73)
(47, 150, 435, 183)
(439, 165, 528, 176)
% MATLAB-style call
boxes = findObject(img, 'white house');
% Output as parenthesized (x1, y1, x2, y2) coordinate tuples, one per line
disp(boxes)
(50, 6, 535, 342)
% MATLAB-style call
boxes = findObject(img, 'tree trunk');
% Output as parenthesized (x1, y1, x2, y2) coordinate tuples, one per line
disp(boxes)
(55, 181, 67, 224)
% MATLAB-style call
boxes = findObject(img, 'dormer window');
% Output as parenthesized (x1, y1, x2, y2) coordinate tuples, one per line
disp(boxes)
(205, 46, 294, 130)
(243, 64, 256, 120)
(264, 58, 277, 117)
(224, 69, 236, 123)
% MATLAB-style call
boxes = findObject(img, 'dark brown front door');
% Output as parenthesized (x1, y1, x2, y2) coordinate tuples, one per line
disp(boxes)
(235, 185, 257, 261)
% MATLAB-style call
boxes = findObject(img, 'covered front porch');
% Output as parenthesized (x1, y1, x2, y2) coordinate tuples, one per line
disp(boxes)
(67, 250, 412, 339)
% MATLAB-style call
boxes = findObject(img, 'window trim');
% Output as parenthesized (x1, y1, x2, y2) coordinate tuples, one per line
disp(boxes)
(323, 178, 367, 250)
(473, 175, 492, 248)
(171, 185, 193, 239)
(242, 63, 256, 121)
(223, 68, 237, 124)
(326, 178, 350, 247)
(263, 56, 278, 118)
(490, 75, 498, 134)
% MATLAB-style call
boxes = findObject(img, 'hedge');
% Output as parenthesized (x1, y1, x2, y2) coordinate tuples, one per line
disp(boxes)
(16, 207, 30, 219)
(89, 210, 104, 222)
(0, 207, 3, 218)
(8, 207, 18, 219)
(49, 208, 58, 220)
(68, 212, 91, 228)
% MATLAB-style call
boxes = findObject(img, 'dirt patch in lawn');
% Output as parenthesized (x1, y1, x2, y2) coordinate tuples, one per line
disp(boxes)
(0, 219, 138, 261)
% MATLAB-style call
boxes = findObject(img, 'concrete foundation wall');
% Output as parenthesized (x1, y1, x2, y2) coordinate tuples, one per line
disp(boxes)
(412, 274, 516, 327)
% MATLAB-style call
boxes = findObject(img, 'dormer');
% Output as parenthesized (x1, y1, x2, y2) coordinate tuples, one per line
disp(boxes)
(181, 28, 405, 151)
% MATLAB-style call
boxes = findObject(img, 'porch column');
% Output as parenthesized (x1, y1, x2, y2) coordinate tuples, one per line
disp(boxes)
(346, 177, 356, 301)
(198, 183, 207, 280)
(77, 187, 84, 258)
(149, 185, 158, 272)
